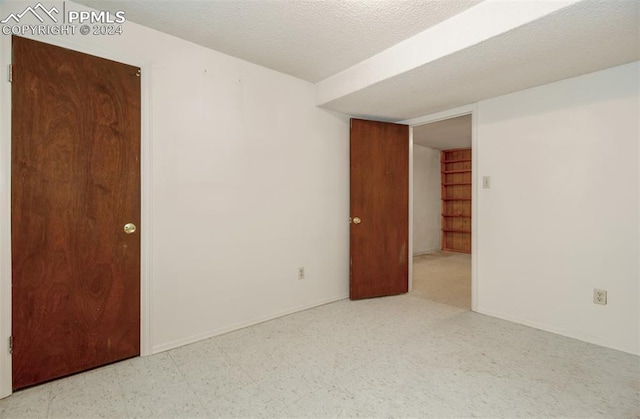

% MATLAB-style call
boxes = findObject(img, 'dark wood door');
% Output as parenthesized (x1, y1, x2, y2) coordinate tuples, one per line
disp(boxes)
(350, 119, 409, 300)
(11, 36, 141, 389)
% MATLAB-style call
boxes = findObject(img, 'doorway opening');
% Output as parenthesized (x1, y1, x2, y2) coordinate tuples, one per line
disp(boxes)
(411, 114, 472, 310)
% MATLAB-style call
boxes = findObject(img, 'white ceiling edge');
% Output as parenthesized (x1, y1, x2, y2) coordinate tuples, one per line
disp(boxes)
(320, 0, 640, 121)
(315, 0, 581, 106)
(413, 114, 472, 150)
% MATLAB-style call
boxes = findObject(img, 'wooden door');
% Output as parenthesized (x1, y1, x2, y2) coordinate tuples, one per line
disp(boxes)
(350, 119, 409, 300)
(441, 148, 472, 253)
(11, 36, 141, 389)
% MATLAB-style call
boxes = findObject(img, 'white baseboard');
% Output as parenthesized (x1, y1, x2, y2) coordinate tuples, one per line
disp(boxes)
(475, 306, 640, 356)
(413, 248, 441, 257)
(151, 294, 349, 354)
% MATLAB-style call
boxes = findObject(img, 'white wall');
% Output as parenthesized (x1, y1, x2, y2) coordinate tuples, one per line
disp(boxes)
(148, 45, 349, 351)
(412, 145, 441, 255)
(0, 1, 350, 386)
(476, 62, 640, 355)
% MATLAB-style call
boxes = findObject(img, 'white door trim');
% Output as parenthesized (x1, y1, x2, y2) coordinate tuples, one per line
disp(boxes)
(401, 103, 479, 312)
(0, 34, 153, 399)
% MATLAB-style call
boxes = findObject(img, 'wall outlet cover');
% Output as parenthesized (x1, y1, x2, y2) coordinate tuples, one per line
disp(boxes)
(593, 289, 607, 305)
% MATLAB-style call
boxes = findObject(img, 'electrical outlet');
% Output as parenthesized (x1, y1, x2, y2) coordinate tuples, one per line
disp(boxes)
(298, 267, 305, 280)
(593, 289, 607, 305)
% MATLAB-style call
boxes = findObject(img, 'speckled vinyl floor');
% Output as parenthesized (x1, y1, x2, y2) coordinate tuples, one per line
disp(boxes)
(1, 293, 638, 418)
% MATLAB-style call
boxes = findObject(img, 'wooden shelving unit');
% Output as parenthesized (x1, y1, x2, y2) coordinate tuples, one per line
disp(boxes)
(441, 148, 472, 253)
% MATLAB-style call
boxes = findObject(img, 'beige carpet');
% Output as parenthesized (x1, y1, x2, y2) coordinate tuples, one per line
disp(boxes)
(411, 251, 471, 309)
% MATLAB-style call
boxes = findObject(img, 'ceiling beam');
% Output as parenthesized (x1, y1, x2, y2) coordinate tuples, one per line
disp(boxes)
(315, 0, 583, 108)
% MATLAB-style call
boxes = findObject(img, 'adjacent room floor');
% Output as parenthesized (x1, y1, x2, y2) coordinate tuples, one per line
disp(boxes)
(412, 251, 471, 309)
(1, 291, 638, 418)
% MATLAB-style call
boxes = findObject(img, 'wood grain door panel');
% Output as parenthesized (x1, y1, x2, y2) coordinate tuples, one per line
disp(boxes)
(350, 119, 409, 300)
(11, 36, 141, 389)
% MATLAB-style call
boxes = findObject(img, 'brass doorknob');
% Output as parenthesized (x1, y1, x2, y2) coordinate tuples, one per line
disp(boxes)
(352, 216, 362, 225)
(123, 223, 137, 234)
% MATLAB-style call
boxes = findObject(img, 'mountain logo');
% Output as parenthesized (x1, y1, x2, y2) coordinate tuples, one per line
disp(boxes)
(1, 3, 60, 24)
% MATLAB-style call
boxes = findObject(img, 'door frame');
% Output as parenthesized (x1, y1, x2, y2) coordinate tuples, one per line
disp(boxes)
(400, 104, 478, 311)
(0, 34, 153, 399)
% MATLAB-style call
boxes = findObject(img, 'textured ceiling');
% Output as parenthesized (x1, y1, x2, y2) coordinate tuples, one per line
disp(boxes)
(75, 0, 481, 82)
(326, 0, 640, 120)
(413, 115, 471, 150)
(74, 0, 639, 121)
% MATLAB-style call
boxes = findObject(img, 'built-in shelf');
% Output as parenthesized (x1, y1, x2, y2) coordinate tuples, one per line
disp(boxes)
(443, 169, 471, 174)
(441, 148, 472, 254)
(442, 228, 472, 234)
(442, 158, 472, 164)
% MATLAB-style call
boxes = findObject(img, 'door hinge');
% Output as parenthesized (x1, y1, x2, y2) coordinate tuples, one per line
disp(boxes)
(8, 64, 13, 83)
(8, 336, 12, 354)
